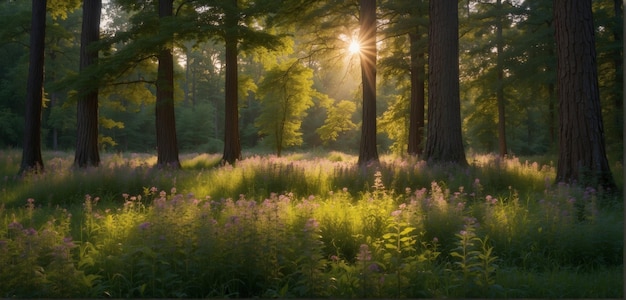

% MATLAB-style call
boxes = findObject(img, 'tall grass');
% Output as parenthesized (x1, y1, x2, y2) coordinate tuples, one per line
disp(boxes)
(0, 149, 622, 298)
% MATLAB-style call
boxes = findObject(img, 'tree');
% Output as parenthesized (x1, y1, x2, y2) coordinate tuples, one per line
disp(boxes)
(155, 0, 181, 168)
(222, 0, 241, 164)
(20, 0, 47, 174)
(379, 0, 428, 157)
(316, 96, 357, 144)
(357, 0, 379, 166)
(553, 0, 615, 190)
(74, 0, 102, 168)
(255, 61, 315, 156)
(423, 0, 467, 165)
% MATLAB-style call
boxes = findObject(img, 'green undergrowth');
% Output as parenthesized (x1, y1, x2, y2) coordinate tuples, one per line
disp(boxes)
(0, 150, 623, 298)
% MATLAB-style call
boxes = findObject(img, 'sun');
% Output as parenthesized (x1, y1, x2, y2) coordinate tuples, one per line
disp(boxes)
(348, 40, 361, 54)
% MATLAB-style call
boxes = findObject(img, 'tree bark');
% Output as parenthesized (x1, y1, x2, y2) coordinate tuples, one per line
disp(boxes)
(357, 0, 379, 166)
(407, 31, 425, 157)
(553, 0, 615, 190)
(20, 0, 47, 174)
(74, 0, 102, 168)
(222, 0, 241, 165)
(155, 0, 181, 169)
(423, 0, 467, 165)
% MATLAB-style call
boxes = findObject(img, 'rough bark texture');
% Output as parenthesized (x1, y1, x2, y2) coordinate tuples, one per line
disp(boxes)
(155, 0, 181, 169)
(553, 0, 615, 190)
(20, 0, 47, 174)
(74, 0, 102, 168)
(222, 0, 241, 165)
(357, 0, 379, 166)
(408, 31, 425, 157)
(423, 0, 467, 165)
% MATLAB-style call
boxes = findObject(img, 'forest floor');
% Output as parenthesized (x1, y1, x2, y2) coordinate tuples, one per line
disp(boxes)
(0, 150, 623, 298)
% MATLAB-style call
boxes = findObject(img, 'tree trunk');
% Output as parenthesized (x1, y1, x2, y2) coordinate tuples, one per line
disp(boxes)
(222, 0, 241, 165)
(20, 0, 47, 174)
(74, 0, 102, 168)
(496, 0, 507, 157)
(408, 31, 425, 157)
(357, 0, 379, 166)
(553, 0, 615, 191)
(423, 0, 467, 165)
(155, 0, 181, 169)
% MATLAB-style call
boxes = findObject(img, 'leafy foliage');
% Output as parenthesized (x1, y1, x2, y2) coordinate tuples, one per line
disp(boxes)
(255, 60, 316, 156)
(316, 96, 357, 144)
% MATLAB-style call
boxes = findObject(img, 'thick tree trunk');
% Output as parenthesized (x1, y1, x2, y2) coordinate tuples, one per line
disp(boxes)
(423, 0, 467, 165)
(222, 0, 241, 165)
(20, 0, 47, 174)
(357, 0, 379, 166)
(408, 31, 425, 157)
(155, 0, 181, 169)
(553, 0, 615, 191)
(74, 0, 102, 168)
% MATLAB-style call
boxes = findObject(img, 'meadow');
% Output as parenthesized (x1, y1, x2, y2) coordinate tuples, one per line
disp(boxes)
(0, 149, 623, 298)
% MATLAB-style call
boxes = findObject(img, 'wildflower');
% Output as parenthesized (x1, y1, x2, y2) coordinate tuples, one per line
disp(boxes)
(368, 263, 380, 272)
(171, 187, 177, 195)
(330, 255, 340, 262)
(159, 190, 166, 198)
(433, 237, 439, 243)
(8, 221, 23, 231)
(122, 193, 129, 200)
(356, 244, 372, 261)
(63, 237, 76, 249)
(464, 216, 478, 225)
(24, 228, 37, 236)
(138, 222, 151, 230)
(342, 187, 348, 193)
(305, 218, 320, 231)
(391, 210, 402, 217)
(150, 186, 158, 193)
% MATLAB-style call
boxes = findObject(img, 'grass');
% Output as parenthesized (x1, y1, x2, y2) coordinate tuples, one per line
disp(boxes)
(0, 149, 623, 298)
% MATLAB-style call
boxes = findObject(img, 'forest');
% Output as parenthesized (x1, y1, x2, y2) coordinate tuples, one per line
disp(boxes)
(0, 0, 623, 298)
(0, 0, 620, 164)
